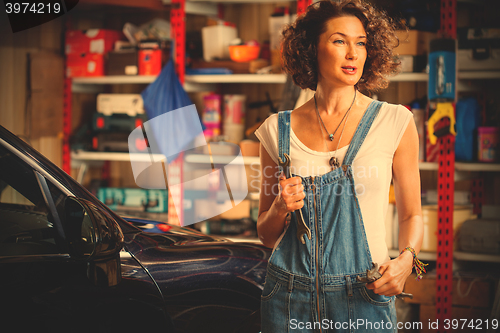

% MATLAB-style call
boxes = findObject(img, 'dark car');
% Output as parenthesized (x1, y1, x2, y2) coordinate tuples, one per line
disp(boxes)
(0, 125, 270, 333)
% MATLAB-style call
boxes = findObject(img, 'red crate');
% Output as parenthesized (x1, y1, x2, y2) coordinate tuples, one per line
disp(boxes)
(66, 53, 104, 77)
(65, 29, 124, 55)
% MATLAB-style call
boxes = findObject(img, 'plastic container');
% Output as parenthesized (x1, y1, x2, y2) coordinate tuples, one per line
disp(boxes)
(455, 97, 480, 161)
(421, 205, 476, 252)
(202, 94, 222, 141)
(138, 49, 162, 75)
(223, 123, 245, 143)
(201, 25, 237, 61)
(478, 127, 499, 162)
(229, 45, 260, 62)
(223, 94, 246, 125)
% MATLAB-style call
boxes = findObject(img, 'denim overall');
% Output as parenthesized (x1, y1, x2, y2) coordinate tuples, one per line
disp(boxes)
(261, 101, 396, 333)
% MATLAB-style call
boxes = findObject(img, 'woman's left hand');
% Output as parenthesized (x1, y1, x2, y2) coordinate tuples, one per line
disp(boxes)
(365, 251, 413, 296)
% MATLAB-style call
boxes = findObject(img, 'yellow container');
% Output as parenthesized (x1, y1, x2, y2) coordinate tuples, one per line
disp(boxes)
(421, 205, 476, 252)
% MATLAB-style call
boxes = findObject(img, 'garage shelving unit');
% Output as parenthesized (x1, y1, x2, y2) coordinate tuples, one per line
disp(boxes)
(63, 0, 499, 328)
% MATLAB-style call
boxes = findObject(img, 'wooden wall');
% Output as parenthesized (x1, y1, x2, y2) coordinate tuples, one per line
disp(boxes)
(0, 10, 64, 167)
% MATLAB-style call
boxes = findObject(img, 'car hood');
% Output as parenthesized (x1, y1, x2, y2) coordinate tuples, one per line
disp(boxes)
(122, 218, 270, 292)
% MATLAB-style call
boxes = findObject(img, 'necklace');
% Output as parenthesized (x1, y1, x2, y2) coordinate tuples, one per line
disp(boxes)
(314, 89, 357, 141)
(314, 90, 356, 169)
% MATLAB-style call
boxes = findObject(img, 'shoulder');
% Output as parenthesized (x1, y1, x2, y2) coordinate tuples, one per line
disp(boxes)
(380, 102, 412, 117)
(376, 102, 413, 126)
(256, 113, 279, 137)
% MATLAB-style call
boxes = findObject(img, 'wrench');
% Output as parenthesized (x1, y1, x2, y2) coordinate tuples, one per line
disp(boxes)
(278, 153, 312, 244)
(356, 262, 413, 299)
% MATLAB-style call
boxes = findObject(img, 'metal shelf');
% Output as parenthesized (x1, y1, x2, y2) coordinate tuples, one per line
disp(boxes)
(185, 154, 259, 165)
(419, 162, 439, 171)
(390, 73, 428, 82)
(71, 150, 166, 163)
(454, 251, 500, 263)
(388, 249, 500, 263)
(72, 76, 158, 85)
(71, 151, 260, 165)
(455, 162, 500, 172)
(458, 71, 500, 80)
(419, 162, 500, 172)
(185, 74, 287, 84)
(71, 72, 431, 93)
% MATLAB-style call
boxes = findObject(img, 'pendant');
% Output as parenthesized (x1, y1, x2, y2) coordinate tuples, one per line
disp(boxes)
(329, 134, 334, 141)
(329, 157, 340, 169)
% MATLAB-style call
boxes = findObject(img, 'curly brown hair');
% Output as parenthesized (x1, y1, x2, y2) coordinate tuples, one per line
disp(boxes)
(281, 0, 402, 92)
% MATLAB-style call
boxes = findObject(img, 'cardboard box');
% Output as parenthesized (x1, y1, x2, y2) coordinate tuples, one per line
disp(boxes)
(404, 273, 494, 308)
(106, 50, 138, 75)
(66, 53, 104, 77)
(395, 30, 437, 55)
(65, 29, 124, 55)
(399, 54, 427, 72)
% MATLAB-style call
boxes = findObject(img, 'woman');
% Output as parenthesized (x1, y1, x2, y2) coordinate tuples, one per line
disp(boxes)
(254, 0, 424, 332)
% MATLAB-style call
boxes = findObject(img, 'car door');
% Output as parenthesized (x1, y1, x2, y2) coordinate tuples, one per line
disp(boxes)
(0, 142, 83, 331)
(0, 143, 171, 332)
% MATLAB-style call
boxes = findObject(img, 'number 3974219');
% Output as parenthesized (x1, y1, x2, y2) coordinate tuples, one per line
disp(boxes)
(443, 319, 498, 330)
(5, 2, 62, 14)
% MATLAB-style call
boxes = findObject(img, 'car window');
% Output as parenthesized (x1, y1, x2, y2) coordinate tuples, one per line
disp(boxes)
(0, 145, 66, 256)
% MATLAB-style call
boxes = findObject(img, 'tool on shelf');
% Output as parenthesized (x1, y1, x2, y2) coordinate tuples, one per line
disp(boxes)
(427, 102, 457, 145)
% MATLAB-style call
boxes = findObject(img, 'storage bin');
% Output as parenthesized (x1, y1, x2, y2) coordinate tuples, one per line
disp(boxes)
(201, 25, 237, 61)
(97, 188, 168, 213)
(421, 205, 476, 252)
(394, 30, 436, 56)
(478, 126, 499, 162)
(65, 29, 123, 55)
(66, 53, 104, 77)
(459, 218, 500, 254)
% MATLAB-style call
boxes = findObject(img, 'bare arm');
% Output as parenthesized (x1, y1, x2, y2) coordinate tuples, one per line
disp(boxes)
(257, 144, 305, 248)
(368, 118, 424, 296)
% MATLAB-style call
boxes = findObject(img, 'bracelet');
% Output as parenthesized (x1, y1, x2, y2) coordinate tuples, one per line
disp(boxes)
(400, 247, 428, 281)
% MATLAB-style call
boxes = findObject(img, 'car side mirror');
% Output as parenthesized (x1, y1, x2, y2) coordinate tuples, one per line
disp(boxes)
(64, 197, 96, 259)
(64, 197, 124, 287)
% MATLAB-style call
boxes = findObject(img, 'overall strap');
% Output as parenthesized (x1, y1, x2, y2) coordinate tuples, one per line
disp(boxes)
(343, 101, 384, 166)
(277, 110, 292, 173)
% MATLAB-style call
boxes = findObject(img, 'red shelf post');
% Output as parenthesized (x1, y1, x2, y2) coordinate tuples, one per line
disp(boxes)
(297, 0, 311, 16)
(168, 0, 186, 226)
(436, 0, 456, 331)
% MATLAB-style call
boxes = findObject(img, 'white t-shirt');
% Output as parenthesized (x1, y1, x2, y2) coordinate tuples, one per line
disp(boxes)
(255, 102, 413, 265)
